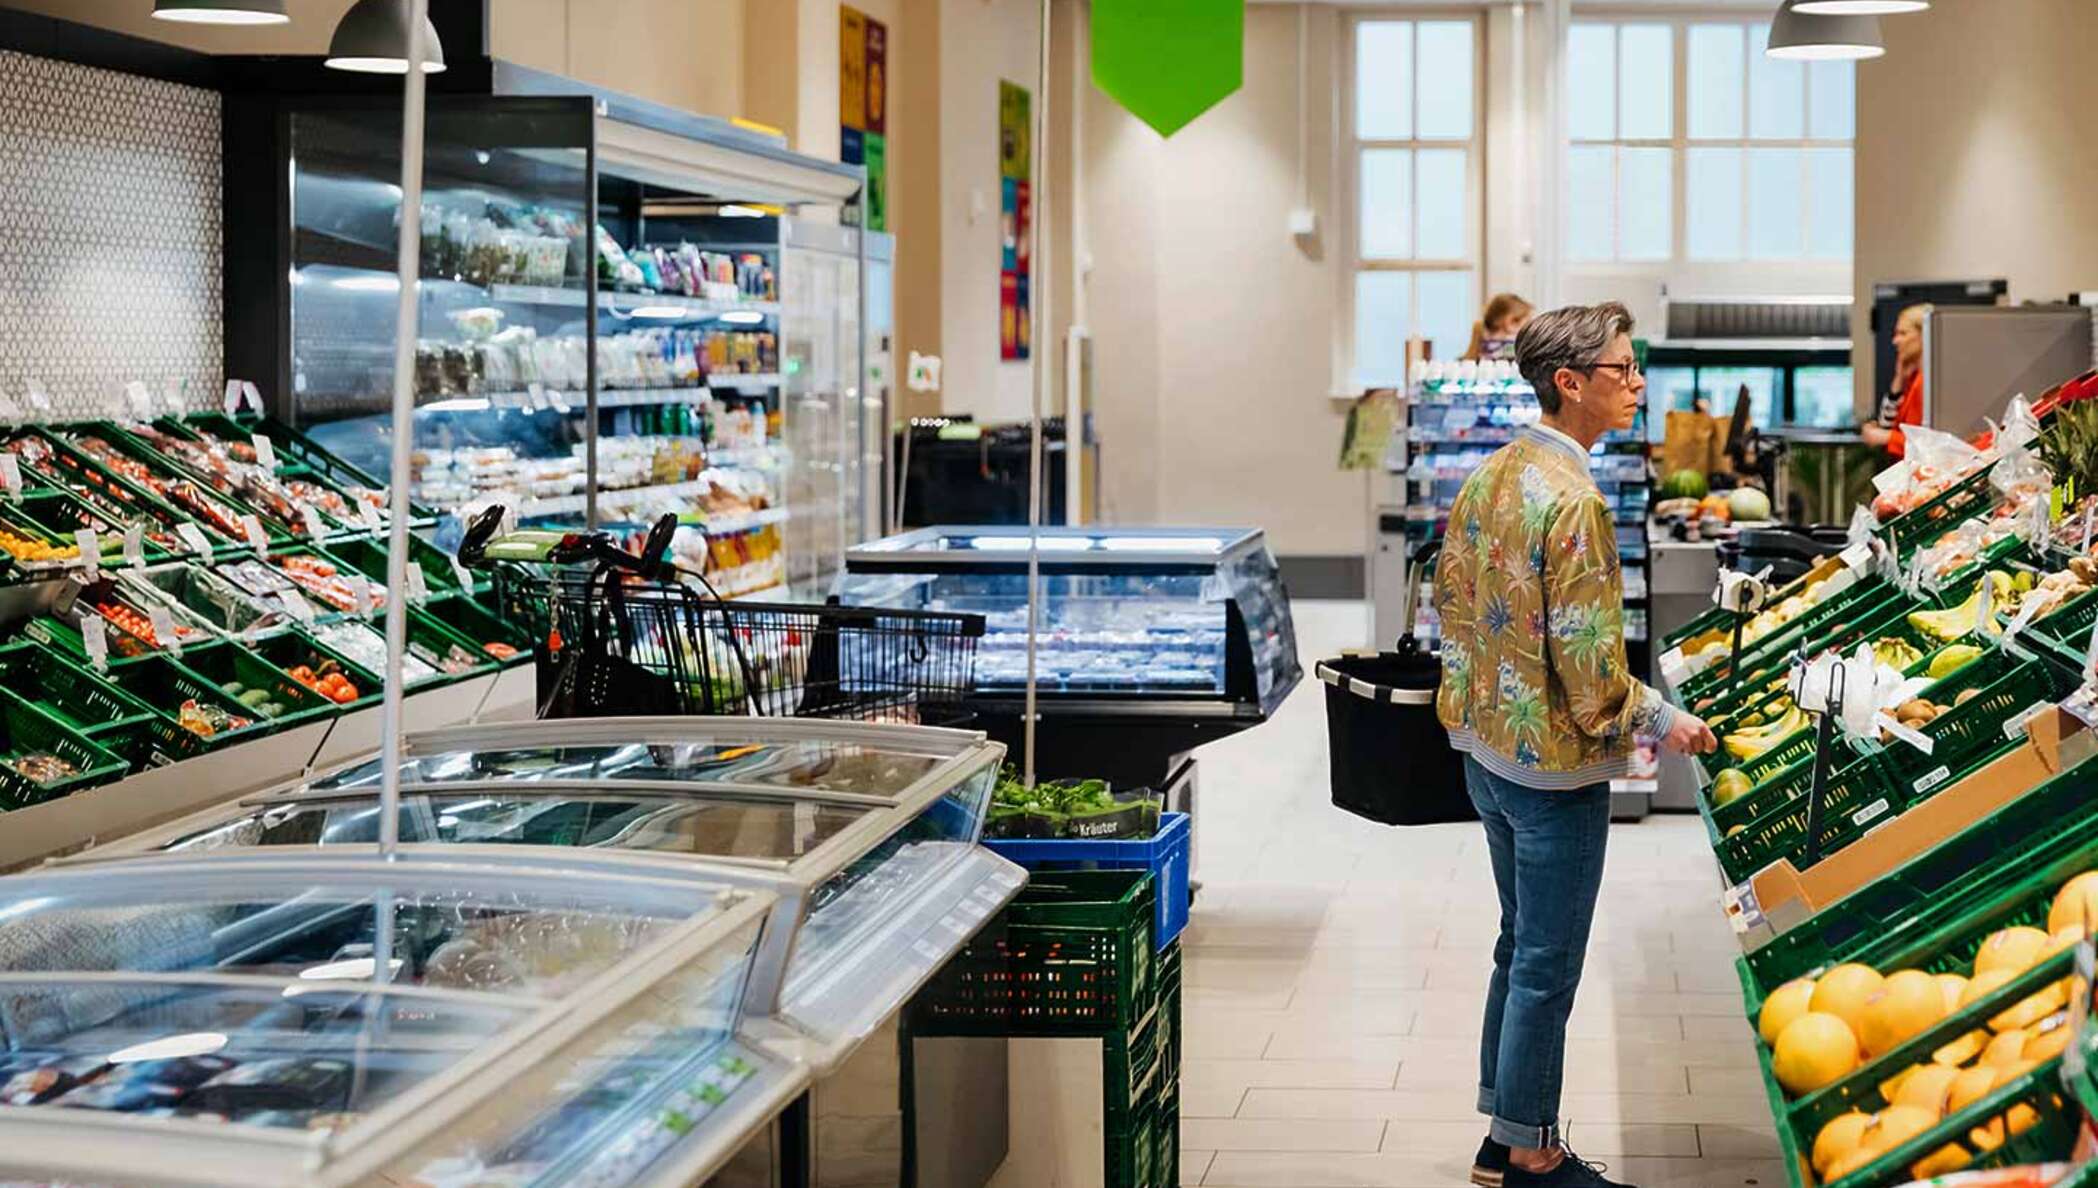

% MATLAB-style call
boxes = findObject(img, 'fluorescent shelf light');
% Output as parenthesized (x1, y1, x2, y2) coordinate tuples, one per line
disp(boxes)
(625, 305, 692, 320)
(718, 310, 767, 325)
(965, 535, 1095, 552)
(719, 205, 767, 218)
(1792, 0, 1926, 12)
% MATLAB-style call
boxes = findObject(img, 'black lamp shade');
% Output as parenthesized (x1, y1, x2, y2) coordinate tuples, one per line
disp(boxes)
(325, 0, 448, 74)
(1767, 0, 1886, 60)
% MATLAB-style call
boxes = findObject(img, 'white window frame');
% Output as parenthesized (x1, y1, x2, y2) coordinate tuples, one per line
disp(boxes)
(1342, 10, 1485, 388)
(1565, 10, 1854, 274)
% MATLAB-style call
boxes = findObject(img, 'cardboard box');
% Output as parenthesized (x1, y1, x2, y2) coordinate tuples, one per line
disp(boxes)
(1728, 705, 2085, 948)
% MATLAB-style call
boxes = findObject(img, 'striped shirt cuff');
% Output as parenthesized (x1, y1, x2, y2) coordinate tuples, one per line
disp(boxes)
(1632, 683, 1677, 742)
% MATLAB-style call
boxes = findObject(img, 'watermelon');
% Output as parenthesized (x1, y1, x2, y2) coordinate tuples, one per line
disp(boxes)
(1662, 469, 1710, 500)
(1729, 487, 1773, 522)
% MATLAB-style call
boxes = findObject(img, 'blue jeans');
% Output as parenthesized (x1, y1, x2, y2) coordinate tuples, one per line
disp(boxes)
(1463, 755, 1612, 1150)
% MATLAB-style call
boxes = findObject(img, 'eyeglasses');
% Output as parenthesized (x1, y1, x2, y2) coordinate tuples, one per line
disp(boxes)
(1587, 360, 1643, 380)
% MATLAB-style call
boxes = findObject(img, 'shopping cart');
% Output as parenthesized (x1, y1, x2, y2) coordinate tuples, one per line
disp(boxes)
(458, 508, 986, 724)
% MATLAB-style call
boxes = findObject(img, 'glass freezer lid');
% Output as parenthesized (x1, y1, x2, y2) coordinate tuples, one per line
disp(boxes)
(164, 792, 873, 864)
(307, 737, 951, 801)
(845, 525, 1262, 569)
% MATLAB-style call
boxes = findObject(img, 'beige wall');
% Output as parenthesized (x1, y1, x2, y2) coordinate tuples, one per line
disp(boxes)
(493, 0, 743, 122)
(1852, 0, 2098, 398)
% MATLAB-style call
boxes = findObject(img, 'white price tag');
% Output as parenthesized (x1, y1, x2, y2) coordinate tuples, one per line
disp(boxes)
(23, 380, 52, 415)
(300, 504, 327, 540)
(123, 381, 154, 422)
(406, 561, 431, 604)
(1872, 460, 1913, 496)
(2085, 613, 2098, 684)
(359, 501, 385, 532)
(175, 522, 214, 563)
(74, 529, 98, 581)
(122, 523, 144, 567)
(0, 455, 20, 501)
(346, 573, 376, 617)
(2004, 591, 2044, 645)
(450, 555, 476, 594)
(1876, 713, 1935, 756)
(147, 604, 178, 656)
(0, 388, 21, 423)
(1912, 764, 1953, 795)
(527, 382, 548, 410)
(252, 434, 279, 474)
(80, 615, 109, 671)
(240, 381, 263, 416)
(279, 589, 317, 624)
(1838, 541, 1873, 573)
(223, 379, 244, 416)
(1851, 797, 1892, 829)
(240, 514, 268, 554)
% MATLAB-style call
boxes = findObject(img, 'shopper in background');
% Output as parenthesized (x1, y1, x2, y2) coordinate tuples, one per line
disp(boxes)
(1862, 302, 1932, 458)
(1433, 301, 1717, 1188)
(1463, 293, 1536, 362)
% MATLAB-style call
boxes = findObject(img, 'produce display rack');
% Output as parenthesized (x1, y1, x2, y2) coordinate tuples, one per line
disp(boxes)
(1657, 435, 2098, 1188)
(0, 410, 536, 855)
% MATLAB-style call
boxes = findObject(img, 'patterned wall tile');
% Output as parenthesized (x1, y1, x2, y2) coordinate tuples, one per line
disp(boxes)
(0, 50, 221, 419)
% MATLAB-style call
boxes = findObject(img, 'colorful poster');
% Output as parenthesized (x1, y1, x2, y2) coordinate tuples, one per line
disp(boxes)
(999, 80, 1032, 360)
(842, 7, 889, 232)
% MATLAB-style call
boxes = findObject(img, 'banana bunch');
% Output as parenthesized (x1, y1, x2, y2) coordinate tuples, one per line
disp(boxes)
(1908, 572, 2014, 643)
(1723, 704, 1811, 761)
(1872, 636, 1925, 671)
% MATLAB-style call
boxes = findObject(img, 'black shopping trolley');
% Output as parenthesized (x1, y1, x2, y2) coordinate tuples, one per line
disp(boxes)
(1318, 537, 1474, 825)
(458, 508, 985, 724)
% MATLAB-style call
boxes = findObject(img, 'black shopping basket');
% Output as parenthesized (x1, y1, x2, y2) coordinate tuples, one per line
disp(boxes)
(1318, 539, 1474, 826)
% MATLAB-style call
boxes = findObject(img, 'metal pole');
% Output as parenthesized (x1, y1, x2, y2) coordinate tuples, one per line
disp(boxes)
(1023, 0, 1052, 789)
(379, 0, 431, 866)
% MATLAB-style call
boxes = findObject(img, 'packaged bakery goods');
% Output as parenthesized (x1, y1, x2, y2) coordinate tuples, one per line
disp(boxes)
(55, 1055, 236, 1112)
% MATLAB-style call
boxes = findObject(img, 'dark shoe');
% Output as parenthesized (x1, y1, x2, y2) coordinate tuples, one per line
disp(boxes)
(1503, 1146, 1636, 1188)
(1471, 1137, 1510, 1187)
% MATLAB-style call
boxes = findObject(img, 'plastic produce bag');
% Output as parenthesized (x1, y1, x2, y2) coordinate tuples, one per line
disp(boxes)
(1912, 518, 1989, 592)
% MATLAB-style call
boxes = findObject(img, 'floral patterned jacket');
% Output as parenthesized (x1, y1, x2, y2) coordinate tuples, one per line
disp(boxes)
(1432, 424, 1675, 790)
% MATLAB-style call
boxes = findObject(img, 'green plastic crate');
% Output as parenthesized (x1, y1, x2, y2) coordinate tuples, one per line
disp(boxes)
(118, 561, 289, 641)
(1707, 751, 1903, 885)
(0, 641, 158, 737)
(245, 630, 383, 710)
(168, 412, 439, 524)
(412, 591, 532, 665)
(1863, 652, 2070, 805)
(1109, 1057, 1165, 1188)
(52, 423, 284, 550)
(2, 426, 215, 555)
(1879, 469, 2000, 557)
(914, 869, 1158, 1036)
(319, 532, 480, 598)
(0, 501, 86, 576)
(169, 641, 336, 729)
(14, 488, 179, 569)
(1679, 580, 1911, 709)
(116, 654, 292, 758)
(0, 687, 129, 810)
(1158, 943, 1182, 1082)
(2022, 583, 2098, 674)
(403, 606, 505, 682)
(1152, 1079, 1180, 1188)
(26, 581, 218, 663)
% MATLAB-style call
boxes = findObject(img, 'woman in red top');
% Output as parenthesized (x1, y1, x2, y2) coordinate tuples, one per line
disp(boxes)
(1862, 303, 1931, 458)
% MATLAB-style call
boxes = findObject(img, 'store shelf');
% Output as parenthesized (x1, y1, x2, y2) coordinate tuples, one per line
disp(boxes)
(423, 380, 782, 413)
(513, 479, 792, 530)
(487, 283, 780, 321)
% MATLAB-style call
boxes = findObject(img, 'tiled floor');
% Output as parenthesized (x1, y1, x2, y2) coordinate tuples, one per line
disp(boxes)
(1178, 601, 1780, 1187)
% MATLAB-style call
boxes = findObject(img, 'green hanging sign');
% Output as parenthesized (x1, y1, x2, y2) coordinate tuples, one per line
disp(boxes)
(1091, 0, 1244, 138)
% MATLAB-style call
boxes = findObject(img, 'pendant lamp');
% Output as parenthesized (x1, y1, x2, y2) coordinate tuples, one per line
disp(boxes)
(1792, 1, 1927, 13)
(325, 0, 447, 74)
(1766, 0, 1885, 60)
(152, 0, 288, 23)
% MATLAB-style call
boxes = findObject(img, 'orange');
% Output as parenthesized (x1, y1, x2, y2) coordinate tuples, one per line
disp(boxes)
(1946, 1065, 1999, 1114)
(1935, 972, 1968, 1013)
(1974, 926, 2051, 978)
(1980, 1029, 2030, 1067)
(2048, 870, 2098, 934)
(1773, 1012, 1861, 1096)
(1893, 1064, 1959, 1113)
(1811, 964, 1887, 1037)
(1862, 970, 1948, 1057)
(1911, 1143, 1973, 1179)
(1760, 978, 1818, 1046)
(1812, 1111, 1876, 1178)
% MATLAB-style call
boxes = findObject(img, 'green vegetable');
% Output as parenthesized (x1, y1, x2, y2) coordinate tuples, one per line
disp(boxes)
(223, 682, 246, 698)
(235, 687, 271, 710)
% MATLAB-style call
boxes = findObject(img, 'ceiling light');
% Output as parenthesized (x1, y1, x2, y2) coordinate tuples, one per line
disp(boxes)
(626, 305, 693, 320)
(1792, 0, 1927, 13)
(153, 0, 288, 24)
(325, 0, 447, 74)
(718, 310, 767, 325)
(718, 205, 767, 218)
(1767, 1, 1885, 60)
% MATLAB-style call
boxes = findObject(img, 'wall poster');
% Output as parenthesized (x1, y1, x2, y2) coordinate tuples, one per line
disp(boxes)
(999, 79, 1031, 361)
(840, 6, 888, 232)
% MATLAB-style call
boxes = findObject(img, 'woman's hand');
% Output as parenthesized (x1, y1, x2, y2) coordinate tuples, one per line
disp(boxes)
(1860, 421, 1892, 448)
(1661, 711, 1718, 755)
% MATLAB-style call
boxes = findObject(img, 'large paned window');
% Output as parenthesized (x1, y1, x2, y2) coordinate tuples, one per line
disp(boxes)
(1566, 19, 1854, 266)
(1350, 16, 1480, 387)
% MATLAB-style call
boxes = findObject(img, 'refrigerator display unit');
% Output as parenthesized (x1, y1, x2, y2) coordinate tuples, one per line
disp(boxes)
(60, 716, 1024, 1188)
(835, 526, 1302, 792)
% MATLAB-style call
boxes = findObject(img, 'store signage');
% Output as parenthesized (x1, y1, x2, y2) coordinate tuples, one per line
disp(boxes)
(300, 504, 327, 540)
(451, 556, 476, 596)
(240, 514, 268, 555)
(122, 381, 154, 422)
(75, 530, 98, 581)
(80, 615, 109, 671)
(347, 574, 376, 618)
(252, 434, 279, 474)
(0, 389, 21, 423)
(1851, 798, 1892, 829)
(1912, 765, 1952, 796)
(406, 562, 431, 604)
(359, 502, 385, 532)
(279, 589, 315, 625)
(148, 604, 179, 656)
(1091, 0, 1245, 138)
(223, 380, 265, 416)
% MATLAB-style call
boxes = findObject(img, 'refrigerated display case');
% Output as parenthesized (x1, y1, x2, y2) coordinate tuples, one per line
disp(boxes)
(835, 526, 1302, 788)
(66, 716, 1025, 1187)
(226, 72, 872, 601)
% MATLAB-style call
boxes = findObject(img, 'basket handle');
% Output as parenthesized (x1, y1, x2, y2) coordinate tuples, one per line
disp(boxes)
(1397, 536, 1443, 655)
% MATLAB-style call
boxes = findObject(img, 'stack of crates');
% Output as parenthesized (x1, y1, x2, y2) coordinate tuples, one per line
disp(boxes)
(915, 865, 1183, 1188)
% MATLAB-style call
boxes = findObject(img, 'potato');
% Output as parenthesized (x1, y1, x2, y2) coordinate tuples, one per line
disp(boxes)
(1956, 688, 1981, 706)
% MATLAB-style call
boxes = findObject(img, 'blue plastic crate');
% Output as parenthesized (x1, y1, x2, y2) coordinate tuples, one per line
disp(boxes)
(985, 812, 1191, 951)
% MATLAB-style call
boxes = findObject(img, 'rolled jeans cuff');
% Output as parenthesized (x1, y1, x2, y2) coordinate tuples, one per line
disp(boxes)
(1477, 1089, 1555, 1149)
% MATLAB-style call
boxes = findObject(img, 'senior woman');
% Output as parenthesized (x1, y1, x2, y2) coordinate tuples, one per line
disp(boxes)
(1433, 302, 1716, 1188)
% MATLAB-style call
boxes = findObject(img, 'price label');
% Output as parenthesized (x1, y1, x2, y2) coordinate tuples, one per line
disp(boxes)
(123, 381, 154, 422)
(1851, 798, 1892, 829)
(75, 529, 98, 581)
(223, 379, 244, 416)
(359, 501, 385, 532)
(527, 382, 548, 410)
(80, 615, 110, 670)
(147, 603, 179, 656)
(0, 455, 20, 501)
(175, 522, 214, 563)
(241, 381, 263, 415)
(346, 573, 376, 617)
(279, 589, 317, 624)
(240, 514, 268, 554)
(23, 380, 52, 415)
(2004, 591, 2044, 645)
(0, 388, 21, 423)
(406, 561, 431, 603)
(300, 503, 327, 540)
(450, 555, 476, 595)
(252, 434, 279, 474)
(1912, 764, 1953, 795)
(122, 523, 144, 567)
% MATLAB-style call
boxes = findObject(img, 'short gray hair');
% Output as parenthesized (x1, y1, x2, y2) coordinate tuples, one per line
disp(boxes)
(1514, 302, 1635, 413)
